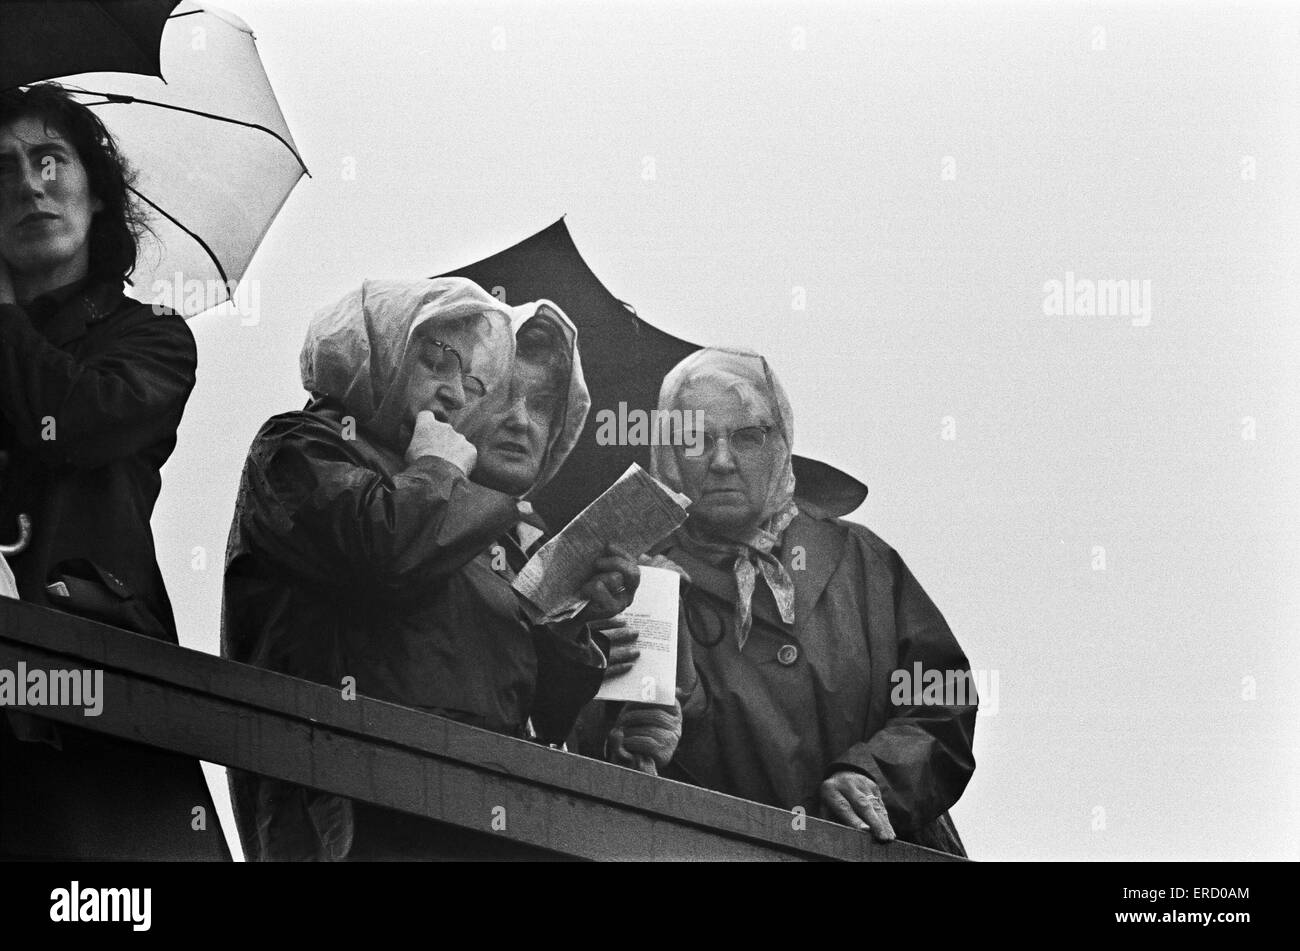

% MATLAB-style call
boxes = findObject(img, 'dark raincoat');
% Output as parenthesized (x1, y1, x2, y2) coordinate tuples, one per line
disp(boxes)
(222, 280, 604, 860)
(0, 279, 228, 860)
(662, 503, 977, 853)
(0, 280, 191, 628)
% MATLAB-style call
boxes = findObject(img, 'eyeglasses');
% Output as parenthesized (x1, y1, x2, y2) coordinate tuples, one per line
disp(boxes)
(680, 425, 772, 457)
(422, 338, 487, 399)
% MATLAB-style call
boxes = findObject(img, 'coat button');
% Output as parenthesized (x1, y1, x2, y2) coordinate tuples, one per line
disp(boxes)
(777, 644, 799, 666)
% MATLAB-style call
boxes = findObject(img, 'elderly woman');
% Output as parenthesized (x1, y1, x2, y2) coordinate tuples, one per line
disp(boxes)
(223, 279, 636, 860)
(615, 347, 977, 854)
(0, 84, 224, 860)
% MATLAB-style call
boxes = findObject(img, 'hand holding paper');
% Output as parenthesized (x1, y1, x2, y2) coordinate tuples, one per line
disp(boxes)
(512, 463, 690, 624)
(567, 545, 640, 627)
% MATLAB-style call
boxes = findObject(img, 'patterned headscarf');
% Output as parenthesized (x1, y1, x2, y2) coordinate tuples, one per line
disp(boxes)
(299, 277, 516, 449)
(651, 347, 799, 650)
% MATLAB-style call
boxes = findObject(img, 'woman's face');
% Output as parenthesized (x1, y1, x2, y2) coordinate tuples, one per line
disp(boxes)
(0, 115, 101, 283)
(465, 358, 559, 496)
(399, 318, 487, 437)
(674, 378, 782, 535)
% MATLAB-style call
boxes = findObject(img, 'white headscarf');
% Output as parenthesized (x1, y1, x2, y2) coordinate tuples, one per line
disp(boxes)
(651, 347, 799, 650)
(299, 277, 516, 449)
(509, 300, 591, 498)
(456, 299, 591, 502)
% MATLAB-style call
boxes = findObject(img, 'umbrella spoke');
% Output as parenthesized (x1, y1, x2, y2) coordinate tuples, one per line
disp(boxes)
(76, 90, 309, 174)
(128, 185, 229, 288)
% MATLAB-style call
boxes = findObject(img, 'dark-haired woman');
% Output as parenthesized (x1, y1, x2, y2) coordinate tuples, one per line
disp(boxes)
(0, 84, 225, 859)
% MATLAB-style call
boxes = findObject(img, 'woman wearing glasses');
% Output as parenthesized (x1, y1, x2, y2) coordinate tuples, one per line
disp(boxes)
(611, 347, 977, 855)
(222, 278, 634, 860)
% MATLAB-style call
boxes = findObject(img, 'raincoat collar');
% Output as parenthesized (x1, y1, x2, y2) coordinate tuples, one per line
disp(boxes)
(665, 504, 843, 629)
(24, 278, 122, 347)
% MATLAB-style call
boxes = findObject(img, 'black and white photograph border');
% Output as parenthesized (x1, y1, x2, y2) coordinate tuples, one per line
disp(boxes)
(0, 0, 1295, 885)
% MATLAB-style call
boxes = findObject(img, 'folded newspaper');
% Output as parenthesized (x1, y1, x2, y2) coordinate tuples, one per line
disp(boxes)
(512, 463, 691, 624)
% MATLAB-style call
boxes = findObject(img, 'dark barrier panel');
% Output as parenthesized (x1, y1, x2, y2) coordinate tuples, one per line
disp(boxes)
(0, 599, 958, 862)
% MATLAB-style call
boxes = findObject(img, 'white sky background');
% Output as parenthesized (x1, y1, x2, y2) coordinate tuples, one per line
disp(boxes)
(152, 0, 1300, 861)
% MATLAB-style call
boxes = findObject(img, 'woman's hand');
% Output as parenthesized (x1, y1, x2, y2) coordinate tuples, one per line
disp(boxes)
(639, 552, 691, 583)
(592, 619, 639, 679)
(572, 544, 639, 626)
(819, 770, 897, 842)
(608, 700, 682, 774)
(404, 409, 477, 473)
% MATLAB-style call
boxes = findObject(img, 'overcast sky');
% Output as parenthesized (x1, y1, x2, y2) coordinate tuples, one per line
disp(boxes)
(142, 0, 1299, 860)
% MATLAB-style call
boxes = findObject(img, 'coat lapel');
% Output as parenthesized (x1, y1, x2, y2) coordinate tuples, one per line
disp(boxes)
(665, 545, 737, 604)
(780, 504, 846, 625)
(666, 544, 800, 632)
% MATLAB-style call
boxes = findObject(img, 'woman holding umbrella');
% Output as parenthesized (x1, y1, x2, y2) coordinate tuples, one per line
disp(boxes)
(610, 347, 978, 855)
(0, 83, 226, 859)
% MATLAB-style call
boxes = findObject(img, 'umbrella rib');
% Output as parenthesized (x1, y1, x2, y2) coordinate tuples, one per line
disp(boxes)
(129, 185, 229, 288)
(81, 92, 310, 175)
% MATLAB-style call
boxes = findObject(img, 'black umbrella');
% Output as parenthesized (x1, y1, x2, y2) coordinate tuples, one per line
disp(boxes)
(437, 219, 867, 529)
(0, 0, 181, 93)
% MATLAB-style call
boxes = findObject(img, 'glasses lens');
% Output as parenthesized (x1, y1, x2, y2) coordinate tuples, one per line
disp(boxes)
(421, 338, 460, 374)
(462, 374, 487, 399)
(674, 422, 701, 450)
(730, 427, 767, 453)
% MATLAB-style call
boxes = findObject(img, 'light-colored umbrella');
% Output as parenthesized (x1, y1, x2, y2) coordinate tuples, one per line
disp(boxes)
(57, 1, 307, 317)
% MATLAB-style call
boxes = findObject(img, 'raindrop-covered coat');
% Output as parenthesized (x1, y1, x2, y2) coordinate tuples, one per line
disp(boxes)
(222, 279, 603, 860)
(651, 349, 977, 853)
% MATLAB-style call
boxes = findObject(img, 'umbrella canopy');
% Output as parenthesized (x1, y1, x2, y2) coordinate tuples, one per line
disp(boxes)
(50, 2, 307, 317)
(0, 0, 181, 93)
(437, 219, 868, 529)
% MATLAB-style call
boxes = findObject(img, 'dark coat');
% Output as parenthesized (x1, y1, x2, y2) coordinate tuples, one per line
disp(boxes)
(0, 280, 194, 631)
(0, 280, 228, 861)
(662, 503, 977, 853)
(222, 398, 606, 860)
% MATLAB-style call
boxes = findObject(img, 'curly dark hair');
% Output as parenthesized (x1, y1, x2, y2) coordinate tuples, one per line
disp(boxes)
(0, 82, 148, 285)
